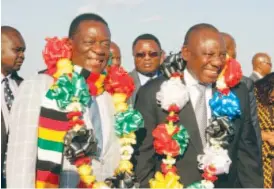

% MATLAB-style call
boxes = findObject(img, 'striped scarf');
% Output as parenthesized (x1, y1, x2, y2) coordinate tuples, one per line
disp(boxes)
(35, 66, 105, 188)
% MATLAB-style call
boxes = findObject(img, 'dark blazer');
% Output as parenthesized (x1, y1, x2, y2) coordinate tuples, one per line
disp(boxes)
(129, 69, 141, 106)
(249, 72, 260, 82)
(134, 75, 263, 188)
(1, 72, 23, 188)
(241, 76, 262, 159)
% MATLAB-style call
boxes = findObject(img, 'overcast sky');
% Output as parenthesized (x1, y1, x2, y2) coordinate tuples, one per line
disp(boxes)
(2, 0, 274, 78)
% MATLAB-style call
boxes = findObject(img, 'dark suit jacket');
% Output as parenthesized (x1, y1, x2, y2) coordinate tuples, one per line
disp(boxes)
(241, 76, 263, 159)
(129, 69, 141, 105)
(249, 72, 260, 82)
(1, 72, 23, 188)
(134, 75, 263, 188)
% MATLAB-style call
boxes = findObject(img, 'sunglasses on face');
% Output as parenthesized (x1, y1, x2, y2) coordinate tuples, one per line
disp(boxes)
(135, 51, 160, 58)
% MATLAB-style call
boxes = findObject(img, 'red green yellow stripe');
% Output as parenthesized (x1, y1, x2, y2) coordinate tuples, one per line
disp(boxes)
(38, 127, 66, 143)
(39, 116, 70, 131)
(38, 138, 63, 153)
(36, 170, 59, 185)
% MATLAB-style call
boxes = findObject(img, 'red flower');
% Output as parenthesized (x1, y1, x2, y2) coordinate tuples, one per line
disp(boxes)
(168, 104, 180, 113)
(86, 73, 101, 96)
(42, 37, 72, 75)
(104, 65, 135, 98)
(161, 163, 177, 175)
(224, 58, 243, 88)
(152, 124, 180, 156)
(166, 114, 179, 122)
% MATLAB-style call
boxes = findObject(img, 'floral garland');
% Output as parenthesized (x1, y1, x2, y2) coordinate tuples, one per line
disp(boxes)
(149, 55, 243, 189)
(38, 37, 143, 188)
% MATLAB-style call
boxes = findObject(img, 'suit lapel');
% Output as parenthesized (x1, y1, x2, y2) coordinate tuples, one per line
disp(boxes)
(131, 70, 141, 104)
(179, 100, 203, 154)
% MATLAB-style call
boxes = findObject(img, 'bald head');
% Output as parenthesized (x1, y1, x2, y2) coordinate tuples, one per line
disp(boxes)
(1, 26, 26, 76)
(110, 41, 121, 66)
(221, 32, 237, 59)
(252, 53, 272, 76)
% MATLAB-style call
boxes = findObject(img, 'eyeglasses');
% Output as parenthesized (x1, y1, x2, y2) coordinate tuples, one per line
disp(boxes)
(262, 62, 272, 67)
(135, 51, 160, 59)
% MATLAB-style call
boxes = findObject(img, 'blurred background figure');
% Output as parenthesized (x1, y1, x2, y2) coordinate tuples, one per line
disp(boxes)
(250, 53, 272, 82)
(1, 25, 25, 188)
(221, 32, 262, 161)
(255, 72, 274, 188)
(109, 41, 121, 67)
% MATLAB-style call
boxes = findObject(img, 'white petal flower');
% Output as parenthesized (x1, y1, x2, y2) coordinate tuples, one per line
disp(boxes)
(156, 77, 189, 111)
(216, 76, 228, 91)
(201, 180, 214, 189)
(197, 145, 231, 175)
(120, 145, 134, 155)
(162, 157, 176, 165)
(121, 154, 132, 161)
(66, 102, 82, 111)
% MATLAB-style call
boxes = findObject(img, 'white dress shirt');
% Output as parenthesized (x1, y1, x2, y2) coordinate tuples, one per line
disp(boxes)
(137, 72, 157, 86)
(1, 73, 19, 132)
(7, 74, 120, 188)
(184, 69, 212, 128)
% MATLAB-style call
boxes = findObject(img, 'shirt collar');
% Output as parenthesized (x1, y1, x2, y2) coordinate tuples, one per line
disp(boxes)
(1, 73, 11, 82)
(253, 71, 263, 79)
(184, 68, 199, 87)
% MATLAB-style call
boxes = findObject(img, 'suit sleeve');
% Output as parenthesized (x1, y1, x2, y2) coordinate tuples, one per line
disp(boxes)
(134, 85, 158, 188)
(247, 80, 263, 161)
(237, 85, 264, 188)
(6, 75, 53, 188)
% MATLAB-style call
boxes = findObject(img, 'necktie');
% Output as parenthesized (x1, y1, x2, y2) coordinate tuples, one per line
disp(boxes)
(90, 97, 103, 157)
(2, 78, 14, 111)
(195, 84, 207, 147)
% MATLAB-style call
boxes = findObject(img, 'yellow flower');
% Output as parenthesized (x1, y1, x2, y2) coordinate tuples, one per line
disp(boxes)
(78, 164, 92, 176)
(80, 175, 96, 185)
(149, 172, 183, 189)
(53, 58, 73, 78)
(119, 133, 136, 145)
(93, 182, 110, 189)
(115, 160, 133, 175)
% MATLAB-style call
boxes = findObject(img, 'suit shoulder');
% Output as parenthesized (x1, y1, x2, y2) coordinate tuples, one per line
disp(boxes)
(241, 76, 254, 91)
(138, 75, 167, 95)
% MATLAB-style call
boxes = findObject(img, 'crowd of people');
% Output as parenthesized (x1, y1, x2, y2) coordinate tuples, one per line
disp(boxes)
(1, 12, 273, 188)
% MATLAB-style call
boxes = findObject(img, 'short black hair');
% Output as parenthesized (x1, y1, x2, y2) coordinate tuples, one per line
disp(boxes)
(132, 33, 161, 50)
(1, 25, 21, 35)
(69, 13, 108, 38)
(183, 23, 219, 45)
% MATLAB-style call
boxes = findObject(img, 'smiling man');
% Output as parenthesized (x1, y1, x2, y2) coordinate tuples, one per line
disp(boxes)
(129, 33, 162, 105)
(134, 23, 263, 188)
(6, 13, 121, 188)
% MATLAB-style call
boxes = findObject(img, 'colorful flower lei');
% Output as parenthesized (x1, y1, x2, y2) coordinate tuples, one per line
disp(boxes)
(39, 37, 143, 188)
(150, 55, 243, 189)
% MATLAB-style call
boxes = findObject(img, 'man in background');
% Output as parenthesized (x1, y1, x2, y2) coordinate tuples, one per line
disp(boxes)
(110, 41, 121, 67)
(221, 32, 263, 162)
(129, 33, 162, 105)
(250, 52, 272, 82)
(1, 25, 26, 188)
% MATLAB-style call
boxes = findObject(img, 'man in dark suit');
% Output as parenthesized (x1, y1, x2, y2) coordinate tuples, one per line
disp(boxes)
(129, 34, 162, 105)
(1, 26, 25, 188)
(134, 24, 263, 188)
(221, 32, 263, 162)
(250, 53, 272, 82)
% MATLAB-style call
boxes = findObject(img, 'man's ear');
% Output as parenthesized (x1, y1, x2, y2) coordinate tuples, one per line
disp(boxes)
(181, 45, 189, 62)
